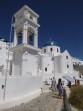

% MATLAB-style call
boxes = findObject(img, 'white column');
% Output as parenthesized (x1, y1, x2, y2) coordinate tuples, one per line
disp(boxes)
(34, 29, 38, 47)
(23, 21, 28, 44)
(14, 29, 17, 46)
(21, 52, 28, 76)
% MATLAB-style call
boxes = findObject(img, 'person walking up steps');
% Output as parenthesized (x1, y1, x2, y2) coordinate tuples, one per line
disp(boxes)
(57, 78, 63, 98)
(52, 77, 56, 92)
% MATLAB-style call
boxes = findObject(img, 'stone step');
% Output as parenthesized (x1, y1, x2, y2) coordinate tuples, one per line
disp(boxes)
(42, 84, 50, 92)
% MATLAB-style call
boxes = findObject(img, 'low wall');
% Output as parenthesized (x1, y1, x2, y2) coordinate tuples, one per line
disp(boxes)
(43, 72, 79, 86)
(0, 76, 43, 101)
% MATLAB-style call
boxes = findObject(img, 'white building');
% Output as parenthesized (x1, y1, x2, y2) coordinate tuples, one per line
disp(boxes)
(0, 5, 82, 109)
(72, 57, 83, 66)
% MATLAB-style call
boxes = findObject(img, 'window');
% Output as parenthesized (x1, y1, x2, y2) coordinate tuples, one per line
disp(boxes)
(50, 48, 53, 51)
(66, 56, 68, 59)
(45, 67, 47, 71)
(44, 49, 46, 53)
(2, 85, 4, 89)
(30, 15, 33, 20)
(57, 48, 59, 52)
(0, 47, 2, 50)
(67, 65, 69, 68)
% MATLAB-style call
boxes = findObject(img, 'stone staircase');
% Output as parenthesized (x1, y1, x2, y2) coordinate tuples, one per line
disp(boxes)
(42, 83, 50, 92)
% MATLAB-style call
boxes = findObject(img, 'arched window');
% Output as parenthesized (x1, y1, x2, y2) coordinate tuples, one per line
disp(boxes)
(57, 48, 59, 52)
(30, 15, 33, 20)
(67, 64, 69, 68)
(44, 49, 46, 53)
(0, 47, 2, 50)
(66, 56, 68, 59)
(45, 67, 47, 71)
(50, 48, 53, 51)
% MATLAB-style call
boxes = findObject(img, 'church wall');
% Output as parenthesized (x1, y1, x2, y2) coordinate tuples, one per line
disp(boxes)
(41, 56, 54, 74)
(61, 51, 73, 73)
(38, 55, 42, 71)
(24, 47, 38, 55)
(54, 56, 62, 73)
(13, 51, 22, 76)
(0, 76, 42, 101)
(13, 50, 38, 76)
(23, 54, 38, 76)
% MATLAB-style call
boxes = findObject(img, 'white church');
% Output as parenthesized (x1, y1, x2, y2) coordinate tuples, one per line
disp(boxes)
(0, 5, 82, 108)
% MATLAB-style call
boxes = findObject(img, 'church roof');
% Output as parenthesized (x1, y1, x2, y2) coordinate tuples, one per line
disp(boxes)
(43, 40, 57, 47)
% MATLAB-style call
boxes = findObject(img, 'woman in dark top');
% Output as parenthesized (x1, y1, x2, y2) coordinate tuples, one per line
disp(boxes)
(57, 78, 63, 98)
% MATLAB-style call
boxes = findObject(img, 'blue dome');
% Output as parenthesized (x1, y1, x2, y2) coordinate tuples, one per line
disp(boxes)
(43, 40, 57, 47)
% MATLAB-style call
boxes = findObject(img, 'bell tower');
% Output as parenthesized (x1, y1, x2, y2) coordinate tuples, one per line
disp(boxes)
(13, 5, 40, 48)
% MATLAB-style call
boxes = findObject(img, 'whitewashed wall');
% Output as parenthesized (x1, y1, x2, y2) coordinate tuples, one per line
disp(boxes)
(41, 56, 54, 74)
(54, 56, 62, 73)
(12, 47, 40, 76)
(38, 54, 42, 70)
(0, 76, 42, 101)
(61, 50, 73, 73)
(12, 51, 22, 76)
(0, 41, 7, 72)
(22, 53, 38, 76)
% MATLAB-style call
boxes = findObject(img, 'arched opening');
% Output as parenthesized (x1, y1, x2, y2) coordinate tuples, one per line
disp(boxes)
(15, 26, 36, 46)
(17, 31, 23, 45)
(57, 48, 59, 52)
(28, 27, 35, 46)
(50, 47, 53, 51)
(67, 64, 69, 68)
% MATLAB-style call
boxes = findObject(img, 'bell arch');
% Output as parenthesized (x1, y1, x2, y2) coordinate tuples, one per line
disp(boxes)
(13, 5, 40, 48)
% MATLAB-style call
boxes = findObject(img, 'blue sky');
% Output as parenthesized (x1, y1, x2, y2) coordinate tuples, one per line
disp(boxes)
(0, 0, 83, 60)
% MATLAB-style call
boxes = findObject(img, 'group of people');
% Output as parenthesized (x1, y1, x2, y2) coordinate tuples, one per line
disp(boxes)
(50, 77, 64, 98)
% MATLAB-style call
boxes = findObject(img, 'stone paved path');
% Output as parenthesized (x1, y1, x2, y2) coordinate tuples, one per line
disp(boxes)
(1, 91, 63, 111)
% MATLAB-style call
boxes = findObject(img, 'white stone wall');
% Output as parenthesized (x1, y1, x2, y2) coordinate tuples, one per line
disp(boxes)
(22, 53, 38, 76)
(12, 47, 39, 76)
(38, 55, 42, 71)
(41, 56, 54, 74)
(61, 50, 73, 73)
(12, 51, 22, 76)
(0, 76, 42, 101)
(54, 56, 62, 73)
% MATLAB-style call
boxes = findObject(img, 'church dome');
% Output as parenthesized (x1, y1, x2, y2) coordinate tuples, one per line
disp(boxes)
(43, 40, 57, 47)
